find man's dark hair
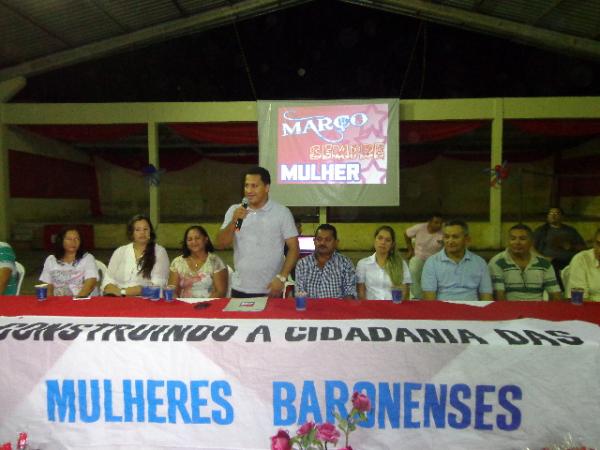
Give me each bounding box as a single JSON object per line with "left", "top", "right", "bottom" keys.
{"left": 444, "top": 219, "right": 469, "bottom": 236}
{"left": 315, "top": 223, "right": 338, "bottom": 240}
{"left": 430, "top": 213, "right": 443, "bottom": 220}
{"left": 509, "top": 223, "right": 533, "bottom": 238}
{"left": 244, "top": 166, "right": 271, "bottom": 185}
{"left": 548, "top": 206, "right": 564, "bottom": 214}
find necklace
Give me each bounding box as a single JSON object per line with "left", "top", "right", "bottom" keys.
{"left": 188, "top": 254, "right": 207, "bottom": 271}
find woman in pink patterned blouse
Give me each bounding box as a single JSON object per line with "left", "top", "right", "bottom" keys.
{"left": 168, "top": 225, "right": 228, "bottom": 298}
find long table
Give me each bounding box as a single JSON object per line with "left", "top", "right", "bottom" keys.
{"left": 1, "top": 296, "right": 600, "bottom": 450}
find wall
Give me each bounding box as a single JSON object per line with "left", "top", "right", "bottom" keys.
{"left": 6, "top": 126, "right": 92, "bottom": 225}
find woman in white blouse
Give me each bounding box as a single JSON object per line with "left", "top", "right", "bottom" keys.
{"left": 39, "top": 228, "right": 99, "bottom": 297}
{"left": 356, "top": 226, "right": 411, "bottom": 300}
{"left": 168, "top": 225, "right": 228, "bottom": 298}
{"left": 102, "top": 215, "right": 169, "bottom": 296}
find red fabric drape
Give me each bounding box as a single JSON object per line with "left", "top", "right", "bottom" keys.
{"left": 400, "top": 120, "right": 486, "bottom": 144}
{"left": 169, "top": 121, "right": 486, "bottom": 146}
{"left": 9, "top": 150, "right": 102, "bottom": 216}
{"left": 20, "top": 124, "right": 146, "bottom": 142}
{"left": 169, "top": 123, "right": 258, "bottom": 145}
{"left": 509, "top": 119, "right": 600, "bottom": 137}
{"left": 97, "top": 150, "right": 256, "bottom": 172}
{"left": 557, "top": 154, "right": 600, "bottom": 196}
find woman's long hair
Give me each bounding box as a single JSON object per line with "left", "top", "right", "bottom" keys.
{"left": 182, "top": 225, "right": 215, "bottom": 257}
{"left": 53, "top": 227, "right": 86, "bottom": 263}
{"left": 374, "top": 225, "right": 404, "bottom": 286}
{"left": 127, "top": 214, "right": 156, "bottom": 279}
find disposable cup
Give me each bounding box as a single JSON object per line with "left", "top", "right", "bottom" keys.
{"left": 391, "top": 287, "right": 403, "bottom": 304}
{"left": 35, "top": 284, "right": 48, "bottom": 301}
{"left": 295, "top": 291, "right": 307, "bottom": 311}
{"left": 164, "top": 285, "right": 175, "bottom": 302}
{"left": 149, "top": 285, "right": 161, "bottom": 301}
{"left": 571, "top": 288, "right": 584, "bottom": 305}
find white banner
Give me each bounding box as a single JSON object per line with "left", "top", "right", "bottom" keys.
{"left": 1, "top": 316, "right": 599, "bottom": 449}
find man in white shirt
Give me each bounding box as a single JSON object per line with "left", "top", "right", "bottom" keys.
{"left": 217, "top": 167, "right": 299, "bottom": 298}
{"left": 567, "top": 228, "right": 600, "bottom": 302}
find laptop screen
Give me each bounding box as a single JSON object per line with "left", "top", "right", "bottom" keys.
{"left": 297, "top": 236, "right": 315, "bottom": 252}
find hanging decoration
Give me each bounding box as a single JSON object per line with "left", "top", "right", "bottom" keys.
{"left": 487, "top": 160, "right": 509, "bottom": 187}
{"left": 141, "top": 164, "right": 165, "bottom": 186}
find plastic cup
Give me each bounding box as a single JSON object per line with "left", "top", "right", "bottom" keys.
{"left": 35, "top": 284, "right": 48, "bottom": 301}
{"left": 141, "top": 285, "right": 151, "bottom": 299}
{"left": 164, "top": 285, "right": 175, "bottom": 302}
{"left": 295, "top": 291, "right": 307, "bottom": 311}
{"left": 391, "top": 287, "right": 403, "bottom": 304}
{"left": 571, "top": 288, "right": 584, "bottom": 305}
{"left": 149, "top": 285, "right": 161, "bottom": 301}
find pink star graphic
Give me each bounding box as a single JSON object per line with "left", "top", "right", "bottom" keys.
{"left": 360, "top": 159, "right": 387, "bottom": 184}
{"left": 357, "top": 103, "right": 389, "bottom": 140}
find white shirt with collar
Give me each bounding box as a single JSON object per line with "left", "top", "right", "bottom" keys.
{"left": 356, "top": 253, "right": 411, "bottom": 300}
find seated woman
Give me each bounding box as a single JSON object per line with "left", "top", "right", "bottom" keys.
{"left": 102, "top": 215, "right": 169, "bottom": 296}
{"left": 39, "top": 228, "right": 99, "bottom": 297}
{"left": 168, "top": 225, "right": 227, "bottom": 298}
{"left": 356, "top": 225, "right": 411, "bottom": 300}
{"left": 0, "top": 241, "right": 18, "bottom": 295}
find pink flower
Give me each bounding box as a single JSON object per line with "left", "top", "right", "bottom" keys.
{"left": 270, "top": 429, "right": 291, "bottom": 450}
{"left": 316, "top": 422, "right": 341, "bottom": 444}
{"left": 336, "top": 447, "right": 354, "bottom": 450}
{"left": 352, "top": 391, "right": 371, "bottom": 413}
{"left": 296, "top": 421, "right": 315, "bottom": 436}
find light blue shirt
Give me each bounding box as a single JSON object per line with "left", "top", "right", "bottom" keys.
{"left": 421, "top": 249, "right": 492, "bottom": 301}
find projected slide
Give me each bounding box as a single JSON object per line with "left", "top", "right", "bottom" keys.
{"left": 277, "top": 103, "right": 388, "bottom": 184}
{"left": 259, "top": 99, "right": 399, "bottom": 207}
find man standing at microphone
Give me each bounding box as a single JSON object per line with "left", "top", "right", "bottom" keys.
{"left": 216, "top": 166, "right": 299, "bottom": 298}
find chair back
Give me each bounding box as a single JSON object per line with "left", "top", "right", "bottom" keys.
{"left": 95, "top": 260, "right": 108, "bottom": 286}
{"left": 226, "top": 265, "right": 233, "bottom": 297}
{"left": 561, "top": 265, "right": 571, "bottom": 295}
{"left": 14, "top": 261, "right": 25, "bottom": 295}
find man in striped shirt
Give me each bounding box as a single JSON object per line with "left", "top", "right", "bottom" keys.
{"left": 488, "top": 224, "right": 562, "bottom": 301}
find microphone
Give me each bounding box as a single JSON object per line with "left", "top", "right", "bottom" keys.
{"left": 234, "top": 197, "right": 249, "bottom": 231}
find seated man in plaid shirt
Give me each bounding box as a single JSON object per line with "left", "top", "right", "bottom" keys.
{"left": 294, "top": 224, "right": 357, "bottom": 299}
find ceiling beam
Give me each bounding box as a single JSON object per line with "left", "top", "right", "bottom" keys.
{"left": 0, "top": 0, "right": 72, "bottom": 46}
{"left": 340, "top": 0, "right": 600, "bottom": 61}
{"left": 530, "top": 0, "right": 565, "bottom": 25}
{"left": 0, "top": 0, "right": 311, "bottom": 82}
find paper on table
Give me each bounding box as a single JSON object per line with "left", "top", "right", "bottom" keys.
{"left": 223, "top": 297, "right": 268, "bottom": 312}
{"left": 440, "top": 300, "right": 493, "bottom": 307}
{"left": 176, "top": 297, "right": 219, "bottom": 304}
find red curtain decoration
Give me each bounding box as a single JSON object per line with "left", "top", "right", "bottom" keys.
{"left": 169, "top": 123, "right": 258, "bottom": 145}
{"left": 508, "top": 119, "right": 600, "bottom": 137}
{"left": 400, "top": 120, "right": 486, "bottom": 144}
{"left": 19, "top": 124, "right": 147, "bottom": 142}
{"left": 170, "top": 121, "right": 486, "bottom": 146}
{"left": 9, "top": 150, "right": 102, "bottom": 216}
{"left": 97, "top": 149, "right": 257, "bottom": 172}
{"left": 557, "top": 154, "right": 600, "bottom": 196}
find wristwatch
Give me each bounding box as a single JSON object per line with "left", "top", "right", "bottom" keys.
{"left": 275, "top": 274, "right": 287, "bottom": 284}
{"left": 120, "top": 288, "right": 126, "bottom": 297}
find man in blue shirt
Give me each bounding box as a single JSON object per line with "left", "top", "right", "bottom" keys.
{"left": 421, "top": 220, "right": 492, "bottom": 301}
{"left": 295, "top": 224, "right": 357, "bottom": 299}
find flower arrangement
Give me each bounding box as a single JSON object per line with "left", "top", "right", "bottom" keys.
{"left": 270, "top": 391, "right": 371, "bottom": 450}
